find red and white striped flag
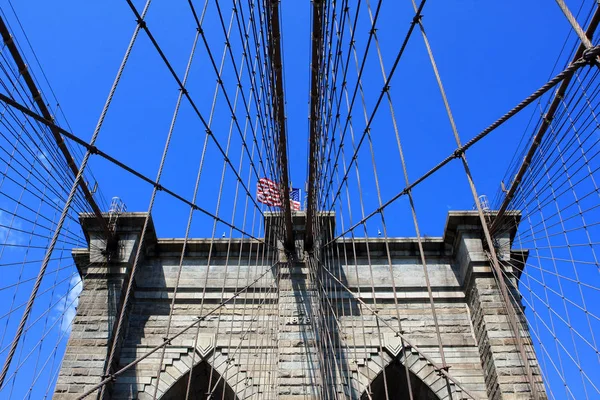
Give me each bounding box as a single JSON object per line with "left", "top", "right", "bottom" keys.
{"left": 257, "top": 179, "right": 302, "bottom": 211}
{"left": 257, "top": 178, "right": 282, "bottom": 207}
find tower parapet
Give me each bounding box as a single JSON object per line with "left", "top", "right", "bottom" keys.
{"left": 55, "top": 210, "right": 545, "bottom": 399}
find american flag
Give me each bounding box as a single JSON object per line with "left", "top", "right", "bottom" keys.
{"left": 257, "top": 178, "right": 282, "bottom": 207}
{"left": 290, "top": 188, "right": 301, "bottom": 211}
{"left": 257, "top": 178, "right": 302, "bottom": 211}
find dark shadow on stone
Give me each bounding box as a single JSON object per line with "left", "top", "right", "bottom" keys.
{"left": 361, "top": 358, "right": 439, "bottom": 400}
{"left": 266, "top": 212, "right": 360, "bottom": 397}
{"left": 112, "top": 223, "right": 164, "bottom": 399}
{"left": 314, "top": 213, "right": 361, "bottom": 399}
{"left": 76, "top": 213, "right": 160, "bottom": 399}
{"left": 162, "top": 360, "right": 239, "bottom": 400}
{"left": 289, "top": 259, "right": 322, "bottom": 397}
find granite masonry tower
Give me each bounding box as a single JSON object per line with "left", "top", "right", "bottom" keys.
{"left": 54, "top": 211, "right": 546, "bottom": 399}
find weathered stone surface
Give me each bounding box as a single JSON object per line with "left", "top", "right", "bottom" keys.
{"left": 55, "top": 211, "right": 546, "bottom": 399}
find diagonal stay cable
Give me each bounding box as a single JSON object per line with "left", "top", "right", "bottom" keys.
{"left": 320, "top": 0, "right": 427, "bottom": 212}
{"left": 0, "top": 93, "right": 269, "bottom": 244}
{"left": 0, "top": 0, "right": 153, "bottom": 387}
{"left": 492, "top": 6, "right": 600, "bottom": 231}
{"left": 99, "top": 15, "right": 204, "bottom": 397}
{"left": 124, "top": 0, "right": 269, "bottom": 220}
{"left": 75, "top": 262, "right": 278, "bottom": 399}
{"left": 410, "top": 5, "right": 542, "bottom": 395}
{"left": 196, "top": 0, "right": 281, "bottom": 189}
{"left": 150, "top": 6, "right": 263, "bottom": 397}
{"left": 325, "top": 49, "right": 600, "bottom": 246}
{"left": 0, "top": 15, "right": 109, "bottom": 236}
{"left": 314, "top": 256, "right": 481, "bottom": 400}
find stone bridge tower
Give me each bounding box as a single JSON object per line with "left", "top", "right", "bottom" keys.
{"left": 54, "top": 211, "right": 546, "bottom": 399}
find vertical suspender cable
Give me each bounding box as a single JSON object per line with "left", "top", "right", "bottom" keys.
{"left": 407, "top": 0, "right": 541, "bottom": 396}
{"left": 266, "top": 0, "right": 294, "bottom": 251}
{"left": 306, "top": 0, "right": 324, "bottom": 251}
{"left": 0, "top": 0, "right": 152, "bottom": 389}
{"left": 0, "top": 16, "right": 110, "bottom": 238}
{"left": 492, "top": 6, "right": 600, "bottom": 231}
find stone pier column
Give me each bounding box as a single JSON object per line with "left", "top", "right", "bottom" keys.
{"left": 447, "top": 212, "right": 547, "bottom": 400}
{"left": 54, "top": 213, "right": 154, "bottom": 399}
{"left": 277, "top": 260, "right": 321, "bottom": 399}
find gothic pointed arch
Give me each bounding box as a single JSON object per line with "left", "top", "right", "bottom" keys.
{"left": 160, "top": 359, "right": 239, "bottom": 400}
{"left": 361, "top": 357, "right": 441, "bottom": 400}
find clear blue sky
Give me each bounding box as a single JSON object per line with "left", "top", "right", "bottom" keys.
{"left": 3, "top": 0, "right": 581, "bottom": 238}
{"left": 0, "top": 0, "right": 594, "bottom": 399}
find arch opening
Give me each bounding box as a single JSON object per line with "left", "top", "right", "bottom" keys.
{"left": 361, "top": 358, "right": 440, "bottom": 400}
{"left": 161, "top": 360, "right": 238, "bottom": 400}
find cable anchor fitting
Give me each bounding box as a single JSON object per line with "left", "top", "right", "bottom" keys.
{"left": 582, "top": 45, "right": 600, "bottom": 62}
{"left": 102, "top": 373, "right": 117, "bottom": 382}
